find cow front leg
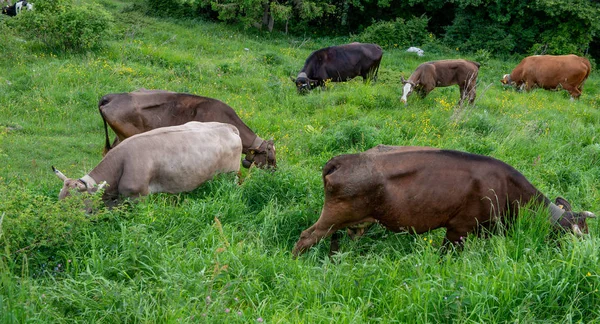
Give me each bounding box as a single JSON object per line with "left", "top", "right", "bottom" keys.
{"left": 563, "top": 85, "right": 581, "bottom": 100}
{"left": 293, "top": 219, "right": 343, "bottom": 258}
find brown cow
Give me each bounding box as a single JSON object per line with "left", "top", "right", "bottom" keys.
{"left": 400, "top": 59, "right": 480, "bottom": 105}
{"left": 500, "top": 54, "right": 591, "bottom": 99}
{"left": 291, "top": 43, "right": 383, "bottom": 93}
{"left": 292, "top": 145, "right": 596, "bottom": 257}
{"left": 99, "top": 89, "right": 276, "bottom": 168}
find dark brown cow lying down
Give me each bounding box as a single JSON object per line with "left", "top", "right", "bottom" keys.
{"left": 292, "top": 145, "right": 596, "bottom": 256}
{"left": 292, "top": 42, "right": 383, "bottom": 93}
{"left": 99, "top": 89, "right": 276, "bottom": 168}
{"left": 400, "top": 59, "right": 480, "bottom": 105}
{"left": 500, "top": 54, "right": 591, "bottom": 99}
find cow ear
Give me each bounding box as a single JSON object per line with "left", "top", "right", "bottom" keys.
{"left": 555, "top": 197, "right": 573, "bottom": 211}
{"left": 290, "top": 76, "right": 296, "bottom": 82}
{"left": 581, "top": 211, "right": 596, "bottom": 219}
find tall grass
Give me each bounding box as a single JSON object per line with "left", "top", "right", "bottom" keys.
{"left": 1, "top": 2, "right": 599, "bottom": 322}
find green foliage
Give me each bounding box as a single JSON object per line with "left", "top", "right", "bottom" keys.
{"left": 1, "top": 3, "right": 600, "bottom": 322}
{"left": 0, "top": 183, "right": 99, "bottom": 272}
{"left": 136, "top": 0, "right": 600, "bottom": 58}
{"left": 358, "top": 16, "right": 430, "bottom": 49}
{"left": 7, "top": 0, "right": 114, "bottom": 52}
{"left": 443, "top": 0, "right": 600, "bottom": 55}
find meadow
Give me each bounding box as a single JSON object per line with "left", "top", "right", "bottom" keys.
{"left": 1, "top": 1, "right": 600, "bottom": 322}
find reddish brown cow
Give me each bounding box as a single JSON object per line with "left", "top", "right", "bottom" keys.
{"left": 400, "top": 59, "right": 480, "bottom": 105}
{"left": 500, "top": 54, "right": 591, "bottom": 99}
{"left": 292, "top": 145, "right": 596, "bottom": 257}
{"left": 99, "top": 89, "right": 276, "bottom": 169}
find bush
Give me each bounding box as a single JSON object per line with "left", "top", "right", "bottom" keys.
{"left": 0, "top": 183, "right": 101, "bottom": 273}
{"left": 358, "top": 16, "right": 429, "bottom": 49}
{"left": 9, "top": 0, "right": 113, "bottom": 52}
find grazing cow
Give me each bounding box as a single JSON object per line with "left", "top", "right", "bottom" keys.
{"left": 400, "top": 59, "right": 480, "bottom": 105}
{"left": 291, "top": 42, "right": 383, "bottom": 93}
{"left": 292, "top": 145, "right": 596, "bottom": 256}
{"left": 99, "top": 89, "right": 276, "bottom": 168}
{"left": 500, "top": 54, "right": 591, "bottom": 99}
{"left": 53, "top": 122, "right": 242, "bottom": 206}
{"left": 1, "top": 1, "right": 32, "bottom": 16}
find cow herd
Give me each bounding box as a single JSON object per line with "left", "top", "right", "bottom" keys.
{"left": 53, "top": 42, "right": 596, "bottom": 257}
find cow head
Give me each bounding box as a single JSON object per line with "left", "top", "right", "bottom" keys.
{"left": 52, "top": 166, "right": 106, "bottom": 199}
{"left": 400, "top": 76, "right": 416, "bottom": 105}
{"left": 500, "top": 74, "right": 513, "bottom": 86}
{"left": 551, "top": 197, "right": 596, "bottom": 236}
{"left": 291, "top": 72, "right": 318, "bottom": 94}
{"left": 242, "top": 139, "right": 276, "bottom": 169}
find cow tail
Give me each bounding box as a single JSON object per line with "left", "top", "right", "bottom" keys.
{"left": 374, "top": 61, "right": 381, "bottom": 80}
{"left": 98, "top": 98, "right": 111, "bottom": 155}
{"left": 100, "top": 110, "right": 111, "bottom": 155}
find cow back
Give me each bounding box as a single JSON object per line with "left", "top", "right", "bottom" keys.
{"left": 92, "top": 121, "right": 242, "bottom": 194}
{"left": 301, "top": 43, "right": 382, "bottom": 81}
{"left": 322, "top": 147, "right": 544, "bottom": 232}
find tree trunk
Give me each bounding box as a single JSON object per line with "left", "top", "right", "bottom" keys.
{"left": 262, "top": 1, "right": 274, "bottom": 32}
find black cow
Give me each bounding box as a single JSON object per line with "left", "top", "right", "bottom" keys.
{"left": 291, "top": 42, "right": 383, "bottom": 93}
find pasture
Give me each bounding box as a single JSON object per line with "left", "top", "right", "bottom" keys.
{"left": 1, "top": 2, "right": 600, "bottom": 322}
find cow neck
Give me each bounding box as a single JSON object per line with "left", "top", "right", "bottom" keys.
{"left": 250, "top": 136, "right": 264, "bottom": 151}
{"left": 229, "top": 120, "right": 259, "bottom": 153}
{"left": 548, "top": 202, "right": 566, "bottom": 224}
{"left": 88, "top": 152, "right": 122, "bottom": 189}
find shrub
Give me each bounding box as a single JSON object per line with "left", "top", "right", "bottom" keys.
{"left": 307, "top": 119, "right": 380, "bottom": 154}
{"left": 0, "top": 183, "right": 102, "bottom": 273}
{"left": 358, "top": 15, "right": 429, "bottom": 49}
{"left": 10, "top": 0, "right": 113, "bottom": 52}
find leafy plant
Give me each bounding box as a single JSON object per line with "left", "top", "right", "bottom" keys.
{"left": 8, "top": 0, "right": 114, "bottom": 52}
{"left": 358, "top": 16, "right": 429, "bottom": 49}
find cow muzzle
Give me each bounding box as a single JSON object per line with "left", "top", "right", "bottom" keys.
{"left": 242, "top": 159, "right": 253, "bottom": 168}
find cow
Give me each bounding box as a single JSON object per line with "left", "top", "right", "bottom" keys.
{"left": 52, "top": 122, "right": 242, "bottom": 206}
{"left": 98, "top": 89, "right": 276, "bottom": 169}
{"left": 500, "top": 54, "right": 591, "bottom": 100}
{"left": 292, "top": 145, "right": 596, "bottom": 257}
{"left": 291, "top": 42, "right": 383, "bottom": 93}
{"left": 1, "top": 1, "right": 32, "bottom": 16}
{"left": 400, "top": 59, "right": 480, "bottom": 106}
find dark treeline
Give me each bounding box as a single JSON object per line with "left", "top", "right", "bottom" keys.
{"left": 144, "top": 0, "right": 600, "bottom": 59}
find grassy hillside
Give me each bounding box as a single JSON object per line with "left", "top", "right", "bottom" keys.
{"left": 1, "top": 2, "right": 599, "bottom": 322}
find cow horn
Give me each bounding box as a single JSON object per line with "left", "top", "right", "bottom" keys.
{"left": 582, "top": 211, "right": 597, "bottom": 218}
{"left": 571, "top": 224, "right": 584, "bottom": 236}
{"left": 97, "top": 181, "right": 108, "bottom": 191}
{"left": 52, "top": 166, "right": 68, "bottom": 181}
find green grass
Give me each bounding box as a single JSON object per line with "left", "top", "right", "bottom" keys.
{"left": 1, "top": 2, "right": 600, "bottom": 322}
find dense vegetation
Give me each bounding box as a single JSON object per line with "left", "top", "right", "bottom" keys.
{"left": 1, "top": 0, "right": 599, "bottom": 322}
{"left": 143, "top": 0, "right": 600, "bottom": 57}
